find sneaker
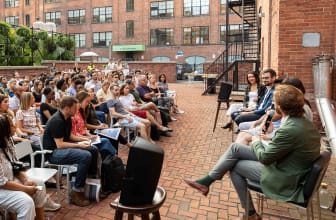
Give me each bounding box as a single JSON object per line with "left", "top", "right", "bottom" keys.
{"left": 44, "top": 197, "right": 61, "bottom": 212}
{"left": 170, "top": 116, "right": 177, "bottom": 121}
{"left": 70, "top": 191, "right": 91, "bottom": 207}
{"left": 175, "top": 109, "right": 185, "bottom": 114}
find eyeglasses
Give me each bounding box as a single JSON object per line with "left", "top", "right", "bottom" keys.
{"left": 261, "top": 77, "right": 270, "bottom": 79}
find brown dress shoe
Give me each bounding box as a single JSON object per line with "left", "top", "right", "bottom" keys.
{"left": 236, "top": 213, "right": 262, "bottom": 220}
{"left": 183, "top": 178, "right": 209, "bottom": 196}
{"left": 70, "top": 191, "right": 91, "bottom": 207}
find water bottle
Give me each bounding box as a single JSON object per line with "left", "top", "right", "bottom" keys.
{"left": 320, "top": 183, "right": 331, "bottom": 209}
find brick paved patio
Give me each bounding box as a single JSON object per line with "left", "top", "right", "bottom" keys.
{"left": 45, "top": 81, "right": 336, "bottom": 220}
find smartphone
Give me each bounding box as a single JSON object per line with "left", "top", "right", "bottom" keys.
{"left": 35, "top": 185, "right": 43, "bottom": 191}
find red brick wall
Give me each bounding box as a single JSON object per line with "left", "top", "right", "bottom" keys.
{"left": 277, "top": 0, "right": 335, "bottom": 99}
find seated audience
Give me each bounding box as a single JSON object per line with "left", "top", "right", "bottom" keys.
{"left": 16, "top": 92, "right": 44, "bottom": 167}
{"left": 9, "top": 85, "right": 23, "bottom": 114}
{"left": 42, "top": 96, "right": 98, "bottom": 206}
{"left": 73, "top": 91, "right": 117, "bottom": 160}
{"left": 156, "top": 73, "right": 184, "bottom": 114}
{"left": 108, "top": 84, "right": 154, "bottom": 143}
{"left": 32, "top": 80, "right": 43, "bottom": 104}
{"left": 183, "top": 84, "right": 321, "bottom": 220}
{"left": 40, "top": 88, "right": 58, "bottom": 125}
{"left": 0, "top": 114, "right": 61, "bottom": 220}
{"left": 119, "top": 83, "right": 171, "bottom": 132}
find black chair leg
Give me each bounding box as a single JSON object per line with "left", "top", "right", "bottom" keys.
{"left": 213, "top": 101, "right": 221, "bottom": 132}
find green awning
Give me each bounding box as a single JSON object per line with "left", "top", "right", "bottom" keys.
{"left": 112, "top": 45, "right": 145, "bottom": 51}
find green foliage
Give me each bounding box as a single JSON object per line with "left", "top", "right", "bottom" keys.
{"left": 0, "top": 21, "right": 75, "bottom": 66}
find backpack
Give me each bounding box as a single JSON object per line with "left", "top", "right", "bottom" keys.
{"left": 101, "top": 154, "right": 125, "bottom": 195}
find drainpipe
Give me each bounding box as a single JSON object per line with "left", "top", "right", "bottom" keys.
{"left": 267, "top": 0, "right": 272, "bottom": 68}
{"left": 313, "top": 55, "right": 336, "bottom": 153}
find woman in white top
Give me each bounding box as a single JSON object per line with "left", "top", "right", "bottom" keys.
{"left": 222, "top": 72, "right": 266, "bottom": 129}
{"left": 119, "top": 83, "right": 170, "bottom": 132}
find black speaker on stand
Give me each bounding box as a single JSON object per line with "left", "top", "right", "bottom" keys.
{"left": 119, "top": 137, "right": 164, "bottom": 206}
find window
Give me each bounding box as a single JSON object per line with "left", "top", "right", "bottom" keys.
{"left": 25, "top": 14, "right": 30, "bottom": 26}
{"left": 185, "top": 56, "right": 205, "bottom": 73}
{"left": 93, "top": 7, "right": 112, "bottom": 23}
{"left": 183, "top": 26, "right": 209, "bottom": 45}
{"left": 5, "top": 16, "right": 19, "bottom": 26}
{"left": 183, "top": 0, "right": 209, "bottom": 16}
{"left": 152, "top": 56, "right": 171, "bottom": 62}
{"left": 150, "top": 1, "right": 174, "bottom": 18}
{"left": 70, "top": 33, "right": 86, "bottom": 48}
{"left": 45, "top": 0, "right": 61, "bottom": 3}
{"left": 220, "top": 24, "right": 248, "bottom": 43}
{"left": 45, "top": 12, "right": 61, "bottom": 25}
{"left": 150, "top": 28, "right": 173, "bottom": 46}
{"left": 126, "top": 0, "right": 134, "bottom": 12}
{"left": 25, "top": 0, "right": 29, "bottom": 6}
{"left": 5, "top": 0, "right": 19, "bottom": 7}
{"left": 126, "top": 20, "right": 134, "bottom": 38}
{"left": 92, "top": 32, "right": 112, "bottom": 47}
{"left": 68, "top": 9, "right": 85, "bottom": 25}
{"left": 220, "top": 0, "right": 242, "bottom": 14}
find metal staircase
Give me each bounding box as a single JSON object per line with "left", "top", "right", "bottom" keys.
{"left": 202, "top": 0, "right": 260, "bottom": 95}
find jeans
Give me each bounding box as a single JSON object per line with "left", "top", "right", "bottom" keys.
{"left": 50, "top": 146, "right": 97, "bottom": 190}
{"left": 95, "top": 110, "right": 107, "bottom": 123}
{"left": 208, "top": 143, "right": 263, "bottom": 212}
{"left": 94, "top": 137, "right": 116, "bottom": 161}
{"left": 233, "top": 112, "right": 262, "bottom": 125}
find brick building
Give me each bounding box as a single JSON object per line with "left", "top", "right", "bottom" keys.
{"left": 257, "top": 0, "right": 336, "bottom": 98}
{"left": 1, "top": 0, "right": 244, "bottom": 76}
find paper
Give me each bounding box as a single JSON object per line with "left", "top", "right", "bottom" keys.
{"left": 95, "top": 128, "right": 121, "bottom": 140}
{"left": 91, "top": 136, "right": 101, "bottom": 145}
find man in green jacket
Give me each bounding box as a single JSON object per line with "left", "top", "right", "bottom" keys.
{"left": 183, "top": 84, "right": 320, "bottom": 220}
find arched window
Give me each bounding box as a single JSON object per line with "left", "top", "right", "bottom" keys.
{"left": 185, "top": 56, "right": 205, "bottom": 73}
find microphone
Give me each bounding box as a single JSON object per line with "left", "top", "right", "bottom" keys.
{"left": 262, "top": 110, "right": 275, "bottom": 134}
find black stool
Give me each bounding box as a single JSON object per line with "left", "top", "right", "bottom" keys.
{"left": 213, "top": 83, "right": 233, "bottom": 132}
{"left": 110, "top": 186, "right": 166, "bottom": 220}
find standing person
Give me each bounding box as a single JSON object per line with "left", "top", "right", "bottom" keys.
{"left": 222, "top": 71, "right": 266, "bottom": 129}
{"left": 42, "top": 96, "right": 98, "bottom": 207}
{"left": 73, "top": 62, "right": 81, "bottom": 74}
{"left": 183, "top": 84, "right": 320, "bottom": 220}
{"left": 6, "top": 79, "right": 16, "bottom": 97}
{"left": 0, "top": 114, "right": 61, "bottom": 220}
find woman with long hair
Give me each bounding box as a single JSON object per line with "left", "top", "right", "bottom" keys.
{"left": 40, "top": 87, "right": 58, "bottom": 125}
{"left": 119, "top": 83, "right": 170, "bottom": 132}
{"left": 222, "top": 71, "right": 266, "bottom": 129}
{"left": 15, "top": 92, "right": 44, "bottom": 167}
{"left": 0, "top": 114, "right": 61, "bottom": 220}
{"left": 32, "top": 80, "right": 43, "bottom": 103}
{"left": 72, "top": 91, "right": 117, "bottom": 160}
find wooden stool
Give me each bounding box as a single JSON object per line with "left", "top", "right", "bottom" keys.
{"left": 110, "top": 186, "right": 166, "bottom": 220}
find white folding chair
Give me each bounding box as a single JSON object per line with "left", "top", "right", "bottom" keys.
{"left": 14, "top": 141, "right": 59, "bottom": 202}
{"left": 39, "top": 136, "right": 77, "bottom": 203}
{"left": 109, "top": 112, "right": 138, "bottom": 142}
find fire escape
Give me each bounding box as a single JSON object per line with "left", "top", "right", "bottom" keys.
{"left": 202, "top": 0, "right": 260, "bottom": 95}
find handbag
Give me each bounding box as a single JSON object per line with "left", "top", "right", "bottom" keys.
{"left": 2, "top": 149, "right": 25, "bottom": 175}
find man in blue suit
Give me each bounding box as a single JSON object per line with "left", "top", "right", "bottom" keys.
{"left": 233, "top": 69, "right": 277, "bottom": 125}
